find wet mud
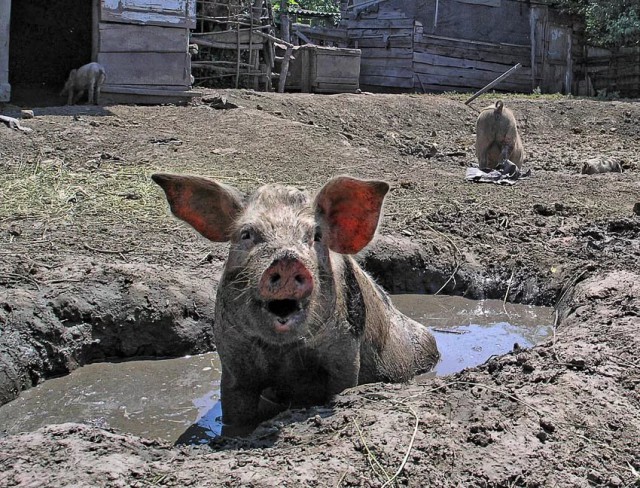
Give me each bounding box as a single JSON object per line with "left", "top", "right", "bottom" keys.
{"left": 0, "top": 296, "right": 552, "bottom": 445}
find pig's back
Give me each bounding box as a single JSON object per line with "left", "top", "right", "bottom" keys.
{"left": 343, "top": 260, "right": 439, "bottom": 384}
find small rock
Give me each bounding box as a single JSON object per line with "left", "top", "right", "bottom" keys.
{"left": 399, "top": 180, "right": 415, "bottom": 189}
{"left": 202, "top": 95, "right": 239, "bottom": 109}
{"left": 587, "top": 470, "right": 603, "bottom": 484}
{"left": 21, "top": 109, "right": 34, "bottom": 119}
{"left": 633, "top": 202, "right": 640, "bottom": 216}
{"left": 608, "top": 475, "right": 623, "bottom": 487}
{"left": 533, "top": 204, "right": 555, "bottom": 216}
{"left": 536, "top": 430, "right": 548, "bottom": 442}
{"left": 256, "top": 104, "right": 263, "bottom": 110}
{"left": 571, "top": 127, "right": 582, "bottom": 134}
{"left": 539, "top": 418, "right": 556, "bottom": 433}
{"left": 568, "top": 357, "right": 586, "bottom": 370}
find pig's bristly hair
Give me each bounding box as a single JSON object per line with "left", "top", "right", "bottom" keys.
{"left": 230, "top": 184, "right": 315, "bottom": 241}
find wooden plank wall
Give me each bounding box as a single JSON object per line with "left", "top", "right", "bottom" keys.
{"left": 584, "top": 46, "right": 640, "bottom": 97}
{"left": 413, "top": 31, "right": 532, "bottom": 93}
{"left": 343, "top": 0, "right": 533, "bottom": 93}
{"left": 338, "top": 0, "right": 587, "bottom": 94}
{"left": 410, "top": 0, "right": 532, "bottom": 93}
{"left": 97, "top": 22, "right": 191, "bottom": 89}
{"left": 343, "top": 2, "right": 414, "bottom": 90}
{"left": 411, "top": 0, "right": 532, "bottom": 46}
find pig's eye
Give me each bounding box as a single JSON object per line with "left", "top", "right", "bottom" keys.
{"left": 240, "top": 229, "right": 252, "bottom": 241}
{"left": 313, "top": 227, "right": 323, "bottom": 242}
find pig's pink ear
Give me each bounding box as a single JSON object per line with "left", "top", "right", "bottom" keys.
{"left": 152, "top": 173, "right": 243, "bottom": 242}
{"left": 314, "top": 176, "right": 389, "bottom": 254}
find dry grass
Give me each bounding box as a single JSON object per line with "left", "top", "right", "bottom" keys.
{"left": 2, "top": 153, "right": 162, "bottom": 222}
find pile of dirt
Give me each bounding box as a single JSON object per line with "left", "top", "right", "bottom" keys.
{"left": 1, "top": 271, "right": 638, "bottom": 487}
{"left": 1, "top": 91, "right": 639, "bottom": 486}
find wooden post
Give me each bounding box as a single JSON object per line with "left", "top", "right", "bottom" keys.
{"left": 235, "top": 22, "right": 241, "bottom": 88}
{"left": 280, "top": 0, "right": 290, "bottom": 43}
{"left": 278, "top": 45, "right": 292, "bottom": 93}
{"left": 92, "top": 0, "right": 100, "bottom": 63}
{"left": 263, "top": 39, "right": 273, "bottom": 91}
{"left": 464, "top": 63, "right": 522, "bottom": 105}
{"left": 300, "top": 47, "right": 310, "bottom": 92}
{"left": 0, "top": 0, "right": 11, "bottom": 101}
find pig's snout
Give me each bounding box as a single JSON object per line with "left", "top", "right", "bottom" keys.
{"left": 259, "top": 258, "right": 314, "bottom": 302}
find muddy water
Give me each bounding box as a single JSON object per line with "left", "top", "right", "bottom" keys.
{"left": 0, "top": 296, "right": 552, "bottom": 444}
{"left": 0, "top": 353, "right": 224, "bottom": 444}
{"left": 392, "top": 295, "right": 554, "bottom": 376}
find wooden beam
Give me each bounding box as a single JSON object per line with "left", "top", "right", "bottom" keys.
{"left": 191, "top": 37, "right": 264, "bottom": 50}
{"left": 252, "top": 30, "right": 294, "bottom": 49}
{"left": 294, "top": 29, "right": 314, "bottom": 46}
{"left": 464, "top": 63, "right": 522, "bottom": 105}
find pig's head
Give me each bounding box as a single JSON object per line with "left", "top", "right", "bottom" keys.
{"left": 152, "top": 174, "right": 389, "bottom": 344}
{"left": 60, "top": 69, "right": 77, "bottom": 96}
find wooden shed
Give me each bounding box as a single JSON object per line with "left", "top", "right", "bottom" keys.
{"left": 0, "top": 0, "right": 197, "bottom": 105}
{"left": 297, "top": 0, "right": 580, "bottom": 94}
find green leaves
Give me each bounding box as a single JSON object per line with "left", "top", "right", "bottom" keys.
{"left": 548, "top": 0, "right": 640, "bottom": 47}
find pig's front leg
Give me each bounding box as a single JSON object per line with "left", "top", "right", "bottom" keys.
{"left": 87, "top": 80, "right": 96, "bottom": 105}
{"left": 219, "top": 368, "right": 263, "bottom": 437}
{"left": 324, "top": 339, "right": 361, "bottom": 397}
{"left": 501, "top": 141, "right": 514, "bottom": 164}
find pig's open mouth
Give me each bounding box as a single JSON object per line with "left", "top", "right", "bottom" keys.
{"left": 267, "top": 299, "right": 299, "bottom": 317}
{"left": 264, "top": 299, "right": 306, "bottom": 333}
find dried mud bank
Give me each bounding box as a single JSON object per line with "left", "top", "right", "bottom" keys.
{"left": 361, "top": 235, "right": 552, "bottom": 304}
{"left": 0, "top": 270, "right": 638, "bottom": 487}
{"left": 0, "top": 262, "right": 219, "bottom": 405}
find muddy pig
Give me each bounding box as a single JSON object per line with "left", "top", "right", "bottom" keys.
{"left": 581, "top": 158, "right": 623, "bottom": 175}
{"left": 61, "top": 62, "right": 106, "bottom": 105}
{"left": 153, "top": 174, "right": 440, "bottom": 435}
{"left": 475, "top": 100, "right": 525, "bottom": 170}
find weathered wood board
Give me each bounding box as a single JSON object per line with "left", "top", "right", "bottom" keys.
{"left": 98, "top": 52, "right": 191, "bottom": 86}
{"left": 99, "top": 23, "right": 188, "bottom": 52}
{"left": 287, "top": 46, "right": 361, "bottom": 94}
{"left": 359, "top": 74, "right": 414, "bottom": 88}
{"left": 101, "top": 0, "right": 196, "bottom": 29}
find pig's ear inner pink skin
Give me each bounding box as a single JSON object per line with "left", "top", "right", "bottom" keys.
{"left": 152, "top": 173, "right": 244, "bottom": 242}
{"left": 314, "top": 176, "right": 390, "bottom": 255}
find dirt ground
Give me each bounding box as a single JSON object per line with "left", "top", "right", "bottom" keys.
{"left": 0, "top": 90, "right": 639, "bottom": 487}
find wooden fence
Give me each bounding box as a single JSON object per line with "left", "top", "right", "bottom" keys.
{"left": 581, "top": 46, "right": 640, "bottom": 97}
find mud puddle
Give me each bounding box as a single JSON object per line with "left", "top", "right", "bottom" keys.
{"left": 0, "top": 296, "right": 552, "bottom": 444}
{"left": 0, "top": 353, "right": 223, "bottom": 444}
{"left": 393, "top": 295, "right": 554, "bottom": 375}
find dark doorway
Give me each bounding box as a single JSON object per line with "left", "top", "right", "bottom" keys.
{"left": 9, "top": 0, "right": 93, "bottom": 106}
